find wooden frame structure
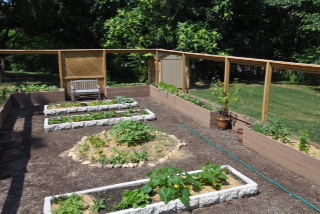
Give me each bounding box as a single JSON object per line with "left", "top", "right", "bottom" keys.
{"left": 0, "top": 48, "right": 319, "bottom": 123}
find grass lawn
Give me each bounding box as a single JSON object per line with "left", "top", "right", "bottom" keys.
{"left": 190, "top": 83, "right": 320, "bottom": 145}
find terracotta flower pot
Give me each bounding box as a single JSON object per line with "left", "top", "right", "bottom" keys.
{"left": 217, "top": 118, "right": 230, "bottom": 130}
{"left": 237, "top": 128, "right": 244, "bottom": 143}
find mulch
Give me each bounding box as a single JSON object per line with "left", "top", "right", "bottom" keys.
{"left": 0, "top": 97, "right": 320, "bottom": 214}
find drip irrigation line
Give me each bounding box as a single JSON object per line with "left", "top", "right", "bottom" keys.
{"left": 179, "top": 121, "right": 320, "bottom": 213}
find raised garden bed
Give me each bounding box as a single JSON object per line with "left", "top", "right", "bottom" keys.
{"left": 12, "top": 89, "right": 65, "bottom": 108}
{"left": 0, "top": 96, "right": 13, "bottom": 129}
{"left": 44, "top": 109, "right": 156, "bottom": 132}
{"left": 43, "top": 165, "right": 258, "bottom": 214}
{"left": 243, "top": 126, "right": 320, "bottom": 186}
{"left": 150, "top": 85, "right": 220, "bottom": 128}
{"left": 44, "top": 100, "right": 138, "bottom": 116}
{"left": 105, "top": 85, "right": 150, "bottom": 99}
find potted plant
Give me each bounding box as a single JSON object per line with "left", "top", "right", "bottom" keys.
{"left": 211, "top": 78, "right": 241, "bottom": 130}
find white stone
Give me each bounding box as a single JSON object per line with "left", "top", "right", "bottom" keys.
{"left": 147, "top": 162, "right": 156, "bottom": 167}
{"left": 122, "top": 164, "right": 129, "bottom": 168}
{"left": 128, "top": 163, "right": 134, "bottom": 168}
{"left": 43, "top": 165, "right": 258, "bottom": 214}
{"left": 114, "top": 164, "right": 122, "bottom": 168}
{"left": 81, "top": 161, "right": 91, "bottom": 165}
{"left": 106, "top": 164, "right": 114, "bottom": 168}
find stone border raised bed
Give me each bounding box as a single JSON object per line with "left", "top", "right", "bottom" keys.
{"left": 44, "top": 109, "right": 156, "bottom": 132}
{"left": 43, "top": 101, "right": 138, "bottom": 116}
{"left": 243, "top": 126, "right": 320, "bottom": 186}
{"left": 43, "top": 165, "right": 258, "bottom": 214}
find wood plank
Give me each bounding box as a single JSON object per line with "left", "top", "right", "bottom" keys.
{"left": 270, "top": 61, "right": 320, "bottom": 74}
{"left": 64, "top": 76, "right": 105, "bottom": 80}
{"left": 262, "top": 62, "right": 272, "bottom": 123}
{"left": 104, "top": 49, "right": 156, "bottom": 54}
{"left": 0, "top": 50, "right": 59, "bottom": 54}
{"left": 243, "top": 127, "right": 320, "bottom": 183}
{"left": 243, "top": 133, "right": 320, "bottom": 185}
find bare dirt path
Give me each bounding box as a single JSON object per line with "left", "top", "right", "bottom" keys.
{"left": 0, "top": 97, "right": 320, "bottom": 214}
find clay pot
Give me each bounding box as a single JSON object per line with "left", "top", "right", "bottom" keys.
{"left": 237, "top": 128, "right": 244, "bottom": 143}
{"left": 217, "top": 118, "right": 230, "bottom": 130}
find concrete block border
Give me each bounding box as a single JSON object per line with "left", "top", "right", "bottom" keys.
{"left": 43, "top": 165, "right": 258, "bottom": 214}
{"left": 43, "top": 101, "right": 138, "bottom": 116}
{"left": 44, "top": 109, "right": 156, "bottom": 132}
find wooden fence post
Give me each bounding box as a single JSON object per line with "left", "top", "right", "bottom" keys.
{"left": 262, "top": 62, "right": 273, "bottom": 123}
{"left": 182, "top": 53, "right": 187, "bottom": 93}
{"left": 224, "top": 57, "right": 231, "bottom": 108}
{"left": 58, "top": 51, "right": 63, "bottom": 88}
{"left": 155, "top": 50, "right": 159, "bottom": 84}
{"left": 103, "top": 50, "right": 107, "bottom": 87}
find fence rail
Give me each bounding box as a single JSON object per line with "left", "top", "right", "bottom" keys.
{"left": 1, "top": 48, "right": 319, "bottom": 123}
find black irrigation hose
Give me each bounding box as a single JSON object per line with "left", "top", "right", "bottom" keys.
{"left": 179, "top": 121, "right": 320, "bottom": 213}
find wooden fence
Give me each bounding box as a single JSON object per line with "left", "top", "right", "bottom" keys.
{"left": 0, "top": 48, "right": 319, "bottom": 123}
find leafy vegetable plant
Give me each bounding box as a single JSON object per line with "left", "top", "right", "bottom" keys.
{"left": 157, "top": 82, "right": 180, "bottom": 95}
{"left": 52, "top": 194, "right": 87, "bottom": 214}
{"left": 111, "top": 121, "right": 153, "bottom": 146}
{"left": 299, "top": 129, "right": 310, "bottom": 154}
{"left": 116, "top": 189, "right": 151, "bottom": 209}
{"left": 141, "top": 166, "right": 203, "bottom": 206}
{"left": 194, "top": 163, "right": 228, "bottom": 190}
{"left": 259, "top": 116, "right": 291, "bottom": 143}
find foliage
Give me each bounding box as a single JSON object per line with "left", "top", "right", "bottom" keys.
{"left": 91, "top": 199, "right": 107, "bottom": 212}
{"left": 211, "top": 78, "right": 242, "bottom": 115}
{"left": 0, "top": 88, "right": 9, "bottom": 106}
{"left": 114, "top": 96, "right": 134, "bottom": 104}
{"left": 17, "top": 84, "right": 59, "bottom": 93}
{"left": 299, "top": 130, "right": 310, "bottom": 154}
{"left": 176, "top": 22, "right": 222, "bottom": 54}
{"left": 157, "top": 82, "right": 180, "bottom": 95}
{"left": 194, "top": 163, "right": 228, "bottom": 190}
{"left": 78, "top": 142, "right": 90, "bottom": 158}
{"left": 116, "top": 189, "right": 151, "bottom": 209}
{"left": 98, "top": 148, "right": 149, "bottom": 164}
{"left": 254, "top": 117, "right": 291, "bottom": 143}
{"left": 110, "top": 121, "right": 153, "bottom": 146}
{"left": 140, "top": 166, "right": 203, "bottom": 206}
{"left": 52, "top": 194, "right": 87, "bottom": 214}
{"left": 48, "top": 111, "right": 116, "bottom": 124}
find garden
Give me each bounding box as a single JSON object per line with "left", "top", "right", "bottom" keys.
{"left": 1, "top": 77, "right": 320, "bottom": 213}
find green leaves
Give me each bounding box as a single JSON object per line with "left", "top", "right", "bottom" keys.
{"left": 118, "top": 189, "right": 151, "bottom": 209}
{"left": 195, "top": 163, "right": 228, "bottom": 190}
{"left": 111, "top": 121, "right": 153, "bottom": 146}
{"left": 158, "top": 187, "right": 176, "bottom": 204}
{"left": 299, "top": 129, "right": 310, "bottom": 154}
{"left": 52, "top": 194, "right": 87, "bottom": 214}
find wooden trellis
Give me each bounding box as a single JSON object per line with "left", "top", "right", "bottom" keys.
{"left": 58, "top": 50, "right": 106, "bottom": 93}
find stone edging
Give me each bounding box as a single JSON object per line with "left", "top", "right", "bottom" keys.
{"left": 61, "top": 132, "right": 187, "bottom": 168}
{"left": 43, "top": 165, "right": 258, "bottom": 214}
{"left": 44, "top": 109, "right": 156, "bottom": 132}
{"left": 44, "top": 101, "right": 138, "bottom": 116}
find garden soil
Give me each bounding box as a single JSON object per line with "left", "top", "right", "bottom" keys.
{"left": 0, "top": 97, "right": 320, "bottom": 214}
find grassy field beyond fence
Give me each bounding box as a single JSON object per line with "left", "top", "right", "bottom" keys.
{"left": 190, "top": 84, "right": 320, "bottom": 145}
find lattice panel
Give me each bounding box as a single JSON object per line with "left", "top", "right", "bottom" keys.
{"left": 62, "top": 51, "right": 103, "bottom": 77}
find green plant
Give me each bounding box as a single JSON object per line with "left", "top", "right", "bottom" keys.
{"left": 91, "top": 199, "right": 107, "bottom": 212}
{"left": 114, "top": 96, "right": 134, "bottom": 104}
{"left": 194, "top": 163, "right": 228, "bottom": 190}
{"left": 211, "top": 78, "right": 241, "bottom": 117}
{"left": 19, "top": 84, "right": 59, "bottom": 93}
{"left": 261, "top": 117, "right": 291, "bottom": 143}
{"left": 140, "top": 166, "right": 203, "bottom": 206}
{"left": 111, "top": 121, "right": 153, "bottom": 146}
{"left": 116, "top": 189, "right": 151, "bottom": 209}
{"left": 78, "top": 142, "right": 90, "bottom": 157}
{"left": 52, "top": 194, "right": 87, "bottom": 214}
{"left": 157, "top": 82, "right": 179, "bottom": 95}
{"left": 88, "top": 135, "right": 106, "bottom": 148}
{"left": 299, "top": 129, "right": 310, "bottom": 154}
